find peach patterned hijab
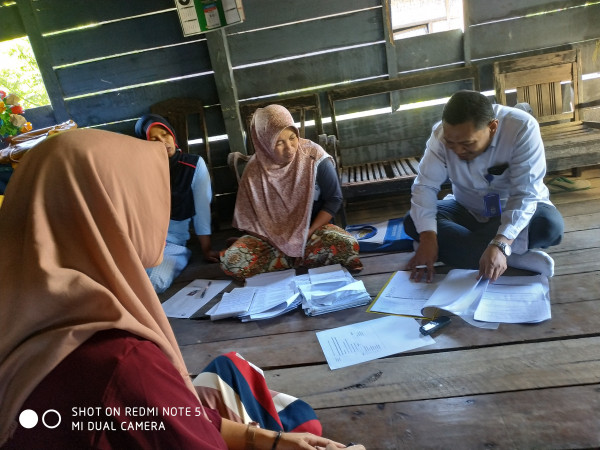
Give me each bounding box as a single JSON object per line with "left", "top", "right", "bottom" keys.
{"left": 233, "top": 104, "right": 331, "bottom": 257}
{"left": 0, "top": 129, "right": 199, "bottom": 444}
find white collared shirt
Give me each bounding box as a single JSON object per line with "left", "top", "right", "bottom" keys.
{"left": 410, "top": 104, "right": 552, "bottom": 240}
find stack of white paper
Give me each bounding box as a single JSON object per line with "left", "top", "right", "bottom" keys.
{"left": 300, "top": 265, "right": 371, "bottom": 316}
{"left": 239, "top": 269, "right": 299, "bottom": 321}
{"left": 206, "top": 269, "right": 301, "bottom": 321}
{"left": 206, "top": 265, "right": 371, "bottom": 321}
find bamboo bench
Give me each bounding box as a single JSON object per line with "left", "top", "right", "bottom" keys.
{"left": 317, "top": 134, "right": 420, "bottom": 200}
{"left": 326, "top": 65, "right": 480, "bottom": 225}
{"left": 494, "top": 48, "right": 600, "bottom": 176}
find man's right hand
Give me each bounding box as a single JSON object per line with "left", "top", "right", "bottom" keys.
{"left": 407, "top": 230, "right": 438, "bottom": 283}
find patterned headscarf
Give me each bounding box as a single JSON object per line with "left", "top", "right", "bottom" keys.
{"left": 233, "top": 105, "right": 331, "bottom": 257}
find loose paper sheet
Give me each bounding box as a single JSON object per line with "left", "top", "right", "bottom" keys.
{"left": 308, "top": 264, "right": 350, "bottom": 284}
{"left": 245, "top": 269, "right": 297, "bottom": 287}
{"left": 316, "top": 315, "right": 435, "bottom": 370}
{"left": 244, "top": 269, "right": 297, "bottom": 316}
{"left": 474, "top": 275, "right": 550, "bottom": 323}
{"left": 241, "top": 292, "right": 301, "bottom": 321}
{"left": 210, "top": 287, "right": 257, "bottom": 320}
{"left": 422, "top": 269, "right": 499, "bottom": 329}
{"left": 162, "top": 279, "right": 231, "bottom": 318}
{"left": 367, "top": 271, "right": 443, "bottom": 317}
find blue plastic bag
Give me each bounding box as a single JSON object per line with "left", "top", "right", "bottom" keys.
{"left": 346, "top": 218, "right": 414, "bottom": 252}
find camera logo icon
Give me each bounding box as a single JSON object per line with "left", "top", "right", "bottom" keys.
{"left": 19, "top": 409, "right": 61, "bottom": 429}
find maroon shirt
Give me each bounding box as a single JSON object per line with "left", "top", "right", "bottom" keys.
{"left": 3, "top": 329, "right": 227, "bottom": 449}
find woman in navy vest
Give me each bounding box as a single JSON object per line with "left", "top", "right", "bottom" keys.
{"left": 135, "top": 114, "right": 219, "bottom": 293}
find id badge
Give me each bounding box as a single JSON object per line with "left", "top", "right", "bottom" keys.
{"left": 483, "top": 193, "right": 501, "bottom": 217}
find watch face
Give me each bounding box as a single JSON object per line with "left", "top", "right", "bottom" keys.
{"left": 491, "top": 240, "right": 511, "bottom": 256}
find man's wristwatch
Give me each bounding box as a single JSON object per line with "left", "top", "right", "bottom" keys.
{"left": 489, "top": 239, "right": 512, "bottom": 256}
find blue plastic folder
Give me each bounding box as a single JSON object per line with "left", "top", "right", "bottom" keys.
{"left": 346, "top": 218, "right": 414, "bottom": 252}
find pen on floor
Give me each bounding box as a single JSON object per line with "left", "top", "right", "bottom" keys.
{"left": 414, "top": 262, "right": 444, "bottom": 269}
{"left": 199, "top": 280, "right": 212, "bottom": 298}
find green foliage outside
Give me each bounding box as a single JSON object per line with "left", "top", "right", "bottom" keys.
{"left": 0, "top": 37, "right": 50, "bottom": 109}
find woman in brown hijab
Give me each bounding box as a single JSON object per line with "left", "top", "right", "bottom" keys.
{"left": 221, "top": 105, "right": 363, "bottom": 280}
{"left": 0, "top": 129, "right": 363, "bottom": 450}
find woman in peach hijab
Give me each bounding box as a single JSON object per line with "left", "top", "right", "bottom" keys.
{"left": 0, "top": 129, "right": 363, "bottom": 450}
{"left": 221, "top": 105, "right": 363, "bottom": 280}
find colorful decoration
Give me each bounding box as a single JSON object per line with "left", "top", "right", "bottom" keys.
{"left": 0, "top": 90, "right": 33, "bottom": 139}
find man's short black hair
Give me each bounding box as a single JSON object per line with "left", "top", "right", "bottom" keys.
{"left": 442, "top": 90, "right": 495, "bottom": 129}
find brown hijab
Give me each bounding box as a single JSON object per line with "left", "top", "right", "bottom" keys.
{"left": 0, "top": 129, "right": 199, "bottom": 444}
{"left": 233, "top": 105, "right": 331, "bottom": 257}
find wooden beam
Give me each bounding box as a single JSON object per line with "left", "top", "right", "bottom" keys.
{"left": 205, "top": 28, "right": 246, "bottom": 154}
{"left": 381, "top": 0, "right": 400, "bottom": 110}
{"left": 0, "top": 3, "right": 26, "bottom": 42}
{"left": 463, "top": 0, "right": 472, "bottom": 64}
{"left": 15, "top": 0, "right": 69, "bottom": 123}
{"left": 328, "top": 65, "right": 479, "bottom": 101}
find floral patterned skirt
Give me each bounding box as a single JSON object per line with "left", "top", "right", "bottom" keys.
{"left": 220, "top": 224, "right": 363, "bottom": 280}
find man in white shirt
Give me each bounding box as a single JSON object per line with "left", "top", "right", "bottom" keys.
{"left": 405, "top": 90, "right": 564, "bottom": 282}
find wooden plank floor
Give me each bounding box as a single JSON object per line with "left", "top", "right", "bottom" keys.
{"left": 160, "top": 168, "right": 600, "bottom": 449}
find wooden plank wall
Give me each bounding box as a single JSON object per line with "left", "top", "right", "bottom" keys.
{"left": 2, "top": 0, "right": 239, "bottom": 215}
{"left": 330, "top": 78, "right": 476, "bottom": 165}
{"left": 2, "top": 0, "right": 600, "bottom": 217}
{"left": 227, "top": 0, "right": 385, "bottom": 101}
{"left": 468, "top": 0, "right": 600, "bottom": 101}
{"left": 330, "top": 0, "right": 600, "bottom": 166}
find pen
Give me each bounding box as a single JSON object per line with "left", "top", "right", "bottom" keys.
{"left": 199, "top": 280, "right": 212, "bottom": 298}
{"left": 414, "top": 262, "right": 444, "bottom": 269}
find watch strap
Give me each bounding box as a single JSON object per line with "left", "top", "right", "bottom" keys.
{"left": 489, "top": 239, "right": 509, "bottom": 255}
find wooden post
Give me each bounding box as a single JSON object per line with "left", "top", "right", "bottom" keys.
{"left": 462, "top": 0, "right": 472, "bottom": 65}
{"left": 15, "top": 0, "right": 70, "bottom": 123}
{"left": 381, "top": 0, "right": 401, "bottom": 111}
{"left": 205, "top": 28, "right": 247, "bottom": 155}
